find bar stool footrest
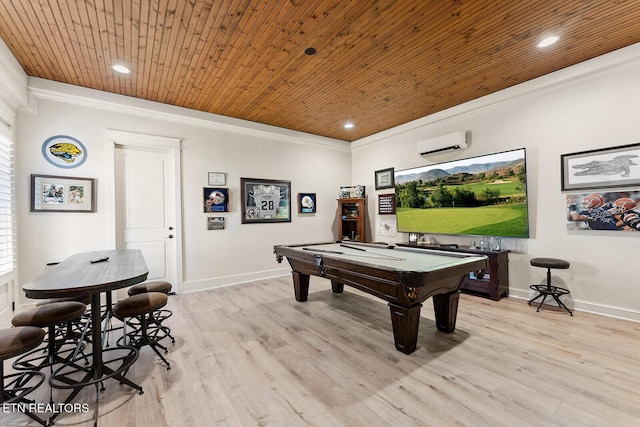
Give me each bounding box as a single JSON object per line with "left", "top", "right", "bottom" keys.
{"left": 49, "top": 345, "right": 139, "bottom": 389}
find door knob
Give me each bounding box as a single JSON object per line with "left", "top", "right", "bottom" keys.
{"left": 168, "top": 226, "right": 174, "bottom": 230}
{"left": 168, "top": 234, "right": 174, "bottom": 239}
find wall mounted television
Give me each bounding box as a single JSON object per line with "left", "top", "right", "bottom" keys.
{"left": 394, "top": 148, "right": 529, "bottom": 238}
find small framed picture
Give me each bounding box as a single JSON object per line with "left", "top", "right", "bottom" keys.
{"left": 204, "top": 187, "right": 229, "bottom": 212}
{"left": 30, "top": 174, "right": 96, "bottom": 212}
{"left": 207, "top": 217, "right": 225, "bottom": 230}
{"left": 378, "top": 193, "right": 396, "bottom": 214}
{"left": 208, "top": 172, "right": 226, "bottom": 186}
{"left": 240, "top": 178, "right": 291, "bottom": 223}
{"left": 375, "top": 168, "right": 395, "bottom": 190}
{"left": 298, "top": 193, "right": 316, "bottom": 213}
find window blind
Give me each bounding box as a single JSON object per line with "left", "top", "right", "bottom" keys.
{"left": 0, "top": 135, "right": 14, "bottom": 274}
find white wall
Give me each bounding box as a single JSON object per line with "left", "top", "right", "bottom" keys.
{"left": 15, "top": 81, "right": 351, "bottom": 304}
{"left": 352, "top": 44, "right": 640, "bottom": 320}
{"left": 5, "top": 36, "right": 640, "bottom": 321}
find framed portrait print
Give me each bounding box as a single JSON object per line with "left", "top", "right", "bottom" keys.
{"left": 298, "top": 193, "right": 316, "bottom": 213}
{"left": 375, "top": 168, "right": 395, "bottom": 190}
{"left": 203, "top": 187, "right": 229, "bottom": 212}
{"left": 241, "top": 178, "right": 291, "bottom": 223}
{"left": 30, "top": 174, "right": 96, "bottom": 212}
{"left": 561, "top": 143, "right": 640, "bottom": 191}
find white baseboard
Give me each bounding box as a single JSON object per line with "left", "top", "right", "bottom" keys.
{"left": 509, "top": 288, "right": 640, "bottom": 323}
{"left": 179, "top": 268, "right": 291, "bottom": 294}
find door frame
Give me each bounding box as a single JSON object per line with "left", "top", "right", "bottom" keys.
{"left": 104, "top": 129, "right": 183, "bottom": 292}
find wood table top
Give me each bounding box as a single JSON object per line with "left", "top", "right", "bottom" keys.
{"left": 23, "top": 249, "right": 149, "bottom": 299}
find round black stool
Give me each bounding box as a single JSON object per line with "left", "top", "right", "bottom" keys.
{"left": 113, "top": 292, "right": 171, "bottom": 370}
{"left": 127, "top": 281, "right": 175, "bottom": 344}
{"left": 528, "top": 257, "right": 573, "bottom": 316}
{"left": 0, "top": 326, "right": 48, "bottom": 426}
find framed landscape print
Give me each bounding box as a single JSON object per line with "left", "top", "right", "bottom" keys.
{"left": 241, "top": 178, "right": 291, "bottom": 223}
{"left": 203, "top": 187, "right": 229, "bottom": 212}
{"left": 561, "top": 143, "right": 640, "bottom": 191}
{"left": 30, "top": 174, "right": 96, "bottom": 212}
{"left": 375, "top": 167, "right": 395, "bottom": 190}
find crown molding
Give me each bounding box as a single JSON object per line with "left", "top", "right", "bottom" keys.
{"left": 27, "top": 77, "right": 350, "bottom": 152}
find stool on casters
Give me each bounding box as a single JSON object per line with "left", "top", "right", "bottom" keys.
{"left": 528, "top": 257, "right": 573, "bottom": 316}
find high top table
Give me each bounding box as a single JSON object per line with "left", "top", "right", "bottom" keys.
{"left": 22, "top": 249, "right": 149, "bottom": 421}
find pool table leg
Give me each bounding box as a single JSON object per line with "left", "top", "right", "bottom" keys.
{"left": 432, "top": 290, "right": 460, "bottom": 333}
{"left": 388, "top": 302, "right": 422, "bottom": 354}
{"left": 292, "top": 271, "right": 310, "bottom": 302}
{"left": 330, "top": 280, "right": 344, "bottom": 293}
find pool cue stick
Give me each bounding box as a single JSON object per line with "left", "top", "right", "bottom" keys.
{"left": 339, "top": 244, "right": 405, "bottom": 261}
{"left": 302, "top": 247, "right": 404, "bottom": 261}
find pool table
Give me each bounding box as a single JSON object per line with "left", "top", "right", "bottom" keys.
{"left": 274, "top": 242, "right": 488, "bottom": 354}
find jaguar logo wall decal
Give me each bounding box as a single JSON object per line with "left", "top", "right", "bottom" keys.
{"left": 41, "top": 135, "right": 87, "bottom": 168}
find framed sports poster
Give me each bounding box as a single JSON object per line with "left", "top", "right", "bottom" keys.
{"left": 203, "top": 187, "right": 229, "bottom": 212}
{"left": 241, "top": 178, "right": 291, "bottom": 223}
{"left": 298, "top": 193, "right": 316, "bottom": 213}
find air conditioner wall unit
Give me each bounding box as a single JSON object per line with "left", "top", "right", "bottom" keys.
{"left": 417, "top": 131, "right": 469, "bottom": 157}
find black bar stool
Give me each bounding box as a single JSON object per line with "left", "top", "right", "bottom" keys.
{"left": 113, "top": 292, "right": 171, "bottom": 370}
{"left": 528, "top": 257, "right": 573, "bottom": 316}
{"left": 0, "top": 326, "right": 48, "bottom": 426}
{"left": 126, "top": 281, "right": 175, "bottom": 344}
{"left": 11, "top": 301, "right": 88, "bottom": 371}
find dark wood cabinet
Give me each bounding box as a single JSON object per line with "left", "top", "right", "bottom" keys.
{"left": 337, "top": 198, "right": 366, "bottom": 243}
{"left": 396, "top": 243, "right": 510, "bottom": 301}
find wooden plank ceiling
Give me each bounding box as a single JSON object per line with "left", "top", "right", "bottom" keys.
{"left": 1, "top": 0, "right": 640, "bottom": 142}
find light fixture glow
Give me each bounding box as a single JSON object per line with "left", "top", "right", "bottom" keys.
{"left": 537, "top": 36, "right": 559, "bottom": 48}
{"left": 343, "top": 122, "right": 354, "bottom": 129}
{"left": 111, "top": 64, "right": 131, "bottom": 74}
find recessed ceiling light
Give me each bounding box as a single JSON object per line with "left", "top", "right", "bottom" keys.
{"left": 304, "top": 47, "right": 317, "bottom": 56}
{"left": 111, "top": 64, "right": 131, "bottom": 74}
{"left": 537, "top": 36, "right": 559, "bottom": 48}
{"left": 344, "top": 122, "right": 354, "bottom": 129}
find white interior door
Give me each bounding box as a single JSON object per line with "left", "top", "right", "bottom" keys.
{"left": 115, "top": 146, "right": 178, "bottom": 293}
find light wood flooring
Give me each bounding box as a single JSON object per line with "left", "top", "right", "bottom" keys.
{"left": 2, "top": 276, "right": 640, "bottom": 426}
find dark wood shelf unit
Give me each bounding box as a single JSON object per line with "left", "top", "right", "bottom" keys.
{"left": 396, "top": 243, "right": 510, "bottom": 301}
{"left": 337, "top": 198, "right": 366, "bottom": 243}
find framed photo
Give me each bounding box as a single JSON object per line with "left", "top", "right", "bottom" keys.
{"left": 30, "top": 174, "right": 96, "bottom": 212}
{"left": 241, "top": 178, "right": 291, "bottom": 223}
{"left": 561, "top": 143, "right": 640, "bottom": 191}
{"left": 298, "top": 193, "right": 316, "bottom": 213}
{"left": 204, "top": 187, "right": 229, "bottom": 212}
{"left": 566, "top": 190, "right": 640, "bottom": 232}
{"left": 375, "top": 167, "right": 395, "bottom": 190}
{"left": 208, "top": 172, "right": 226, "bottom": 186}
{"left": 207, "top": 217, "right": 225, "bottom": 230}
{"left": 378, "top": 193, "right": 396, "bottom": 214}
